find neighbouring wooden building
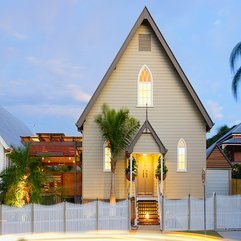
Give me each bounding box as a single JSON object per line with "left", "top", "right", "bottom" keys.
{"left": 206, "top": 122, "right": 241, "bottom": 196}
{"left": 76, "top": 6, "right": 213, "bottom": 212}
{"left": 21, "top": 133, "right": 82, "bottom": 202}
{"left": 206, "top": 144, "right": 232, "bottom": 197}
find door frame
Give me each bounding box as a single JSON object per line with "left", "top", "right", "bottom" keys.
{"left": 133, "top": 152, "right": 160, "bottom": 196}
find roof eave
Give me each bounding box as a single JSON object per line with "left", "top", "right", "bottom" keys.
{"left": 76, "top": 7, "right": 213, "bottom": 131}
{"left": 127, "top": 120, "right": 167, "bottom": 154}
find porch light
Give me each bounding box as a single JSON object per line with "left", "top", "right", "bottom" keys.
{"left": 41, "top": 157, "right": 44, "bottom": 160}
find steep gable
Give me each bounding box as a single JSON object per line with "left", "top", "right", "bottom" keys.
{"left": 128, "top": 120, "right": 167, "bottom": 153}
{"left": 76, "top": 7, "right": 213, "bottom": 131}
{"left": 207, "top": 145, "right": 232, "bottom": 169}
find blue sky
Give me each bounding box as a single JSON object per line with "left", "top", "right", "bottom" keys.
{"left": 0, "top": 0, "right": 241, "bottom": 137}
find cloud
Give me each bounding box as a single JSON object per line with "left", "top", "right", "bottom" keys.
{"left": 230, "top": 119, "right": 241, "bottom": 126}
{"left": 207, "top": 100, "right": 223, "bottom": 120}
{"left": 0, "top": 23, "right": 28, "bottom": 40}
{"left": 66, "top": 84, "right": 91, "bottom": 102}
{"left": 27, "top": 56, "right": 91, "bottom": 103}
{"left": 213, "top": 19, "right": 221, "bottom": 26}
{"left": 8, "top": 104, "right": 82, "bottom": 119}
{"left": 28, "top": 56, "right": 83, "bottom": 80}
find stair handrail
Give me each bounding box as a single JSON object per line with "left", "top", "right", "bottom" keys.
{"left": 157, "top": 180, "right": 162, "bottom": 231}
{"left": 134, "top": 179, "right": 138, "bottom": 226}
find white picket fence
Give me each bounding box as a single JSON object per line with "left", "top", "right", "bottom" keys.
{"left": 161, "top": 194, "right": 241, "bottom": 231}
{"left": 0, "top": 200, "right": 129, "bottom": 235}
{"left": 1, "top": 195, "right": 241, "bottom": 234}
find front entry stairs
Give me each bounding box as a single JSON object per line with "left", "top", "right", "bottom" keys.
{"left": 137, "top": 200, "right": 159, "bottom": 225}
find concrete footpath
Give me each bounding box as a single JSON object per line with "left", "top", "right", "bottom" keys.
{"left": 219, "top": 231, "right": 241, "bottom": 241}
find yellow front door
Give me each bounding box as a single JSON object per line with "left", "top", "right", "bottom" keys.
{"left": 137, "top": 154, "right": 154, "bottom": 195}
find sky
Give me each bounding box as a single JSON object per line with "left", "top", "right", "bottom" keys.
{"left": 0, "top": 0, "right": 241, "bottom": 137}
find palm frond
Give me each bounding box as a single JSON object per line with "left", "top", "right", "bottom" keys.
{"left": 232, "top": 66, "right": 241, "bottom": 100}
{"left": 230, "top": 41, "right": 241, "bottom": 71}
{"left": 95, "top": 104, "right": 140, "bottom": 159}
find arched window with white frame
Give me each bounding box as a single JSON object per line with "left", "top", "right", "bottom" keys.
{"left": 177, "top": 138, "right": 187, "bottom": 172}
{"left": 137, "top": 65, "right": 153, "bottom": 107}
{"left": 103, "top": 141, "right": 111, "bottom": 172}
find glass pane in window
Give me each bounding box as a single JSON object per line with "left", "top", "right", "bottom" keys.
{"left": 138, "top": 66, "right": 152, "bottom": 106}
{"left": 178, "top": 141, "right": 186, "bottom": 171}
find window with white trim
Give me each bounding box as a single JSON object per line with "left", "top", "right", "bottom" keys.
{"left": 103, "top": 141, "right": 111, "bottom": 172}
{"left": 177, "top": 138, "right": 187, "bottom": 172}
{"left": 138, "top": 65, "right": 153, "bottom": 106}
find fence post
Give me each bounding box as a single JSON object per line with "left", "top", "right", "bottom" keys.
{"left": 31, "top": 203, "right": 34, "bottom": 233}
{"left": 96, "top": 199, "right": 99, "bottom": 231}
{"left": 213, "top": 192, "right": 217, "bottom": 231}
{"left": 0, "top": 204, "right": 2, "bottom": 235}
{"left": 64, "top": 202, "right": 67, "bottom": 232}
{"left": 128, "top": 197, "right": 131, "bottom": 230}
{"left": 161, "top": 195, "right": 164, "bottom": 232}
{"left": 188, "top": 194, "right": 191, "bottom": 230}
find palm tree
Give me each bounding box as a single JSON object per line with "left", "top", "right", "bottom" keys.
{"left": 230, "top": 41, "right": 241, "bottom": 99}
{"left": 0, "top": 144, "right": 49, "bottom": 207}
{"left": 95, "top": 104, "right": 140, "bottom": 203}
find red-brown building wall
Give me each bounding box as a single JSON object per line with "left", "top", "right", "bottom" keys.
{"left": 207, "top": 146, "right": 232, "bottom": 169}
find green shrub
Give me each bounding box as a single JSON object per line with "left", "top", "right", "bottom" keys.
{"left": 232, "top": 163, "right": 241, "bottom": 179}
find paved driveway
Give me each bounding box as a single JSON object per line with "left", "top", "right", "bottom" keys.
{"left": 219, "top": 231, "right": 241, "bottom": 241}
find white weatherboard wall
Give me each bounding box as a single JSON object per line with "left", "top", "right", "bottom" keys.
{"left": 0, "top": 137, "right": 9, "bottom": 173}
{"left": 206, "top": 170, "right": 230, "bottom": 197}
{"left": 82, "top": 23, "right": 206, "bottom": 200}
{"left": 0, "top": 143, "right": 4, "bottom": 172}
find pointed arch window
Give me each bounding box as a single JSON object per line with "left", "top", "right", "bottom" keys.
{"left": 138, "top": 65, "right": 153, "bottom": 106}
{"left": 103, "top": 141, "right": 111, "bottom": 172}
{"left": 177, "top": 138, "right": 187, "bottom": 172}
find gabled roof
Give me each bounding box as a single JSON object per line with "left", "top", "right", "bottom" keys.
{"left": 127, "top": 120, "right": 167, "bottom": 154}
{"left": 206, "top": 143, "right": 216, "bottom": 157}
{"left": 223, "top": 138, "right": 241, "bottom": 145}
{"left": 206, "top": 144, "right": 232, "bottom": 169}
{"left": 208, "top": 123, "right": 241, "bottom": 148}
{"left": 0, "top": 106, "right": 32, "bottom": 147}
{"left": 0, "top": 136, "right": 10, "bottom": 150}
{"left": 76, "top": 7, "right": 213, "bottom": 131}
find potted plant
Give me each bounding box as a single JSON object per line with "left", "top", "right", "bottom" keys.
{"left": 125, "top": 157, "right": 137, "bottom": 181}
{"left": 155, "top": 157, "right": 168, "bottom": 181}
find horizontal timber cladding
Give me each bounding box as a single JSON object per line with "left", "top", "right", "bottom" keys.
{"left": 133, "top": 133, "right": 160, "bottom": 153}
{"left": 82, "top": 23, "right": 206, "bottom": 200}
{"left": 207, "top": 146, "right": 232, "bottom": 169}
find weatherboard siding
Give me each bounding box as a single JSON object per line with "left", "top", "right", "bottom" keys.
{"left": 207, "top": 146, "right": 231, "bottom": 169}
{"left": 82, "top": 23, "right": 206, "bottom": 200}
{"left": 0, "top": 144, "right": 4, "bottom": 172}
{"left": 133, "top": 133, "right": 160, "bottom": 153}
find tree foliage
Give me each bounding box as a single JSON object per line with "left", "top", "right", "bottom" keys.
{"left": 206, "top": 125, "right": 232, "bottom": 148}
{"left": 95, "top": 104, "right": 140, "bottom": 202}
{"left": 95, "top": 104, "right": 140, "bottom": 167}
{"left": 0, "top": 144, "right": 50, "bottom": 207}
{"left": 232, "top": 163, "right": 241, "bottom": 179}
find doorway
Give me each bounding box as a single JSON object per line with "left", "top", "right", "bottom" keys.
{"left": 135, "top": 153, "right": 155, "bottom": 195}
